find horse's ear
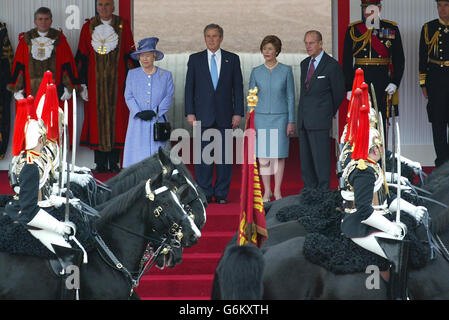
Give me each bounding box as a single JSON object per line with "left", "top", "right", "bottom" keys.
{"left": 151, "top": 172, "right": 163, "bottom": 189}
{"left": 158, "top": 147, "right": 174, "bottom": 174}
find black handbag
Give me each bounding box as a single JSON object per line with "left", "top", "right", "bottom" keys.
{"left": 153, "top": 106, "right": 171, "bottom": 142}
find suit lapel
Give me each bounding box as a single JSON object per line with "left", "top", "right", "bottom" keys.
{"left": 217, "top": 49, "right": 229, "bottom": 89}
{"left": 301, "top": 57, "right": 311, "bottom": 89}
{"left": 202, "top": 50, "right": 215, "bottom": 91}
{"left": 307, "top": 52, "right": 328, "bottom": 90}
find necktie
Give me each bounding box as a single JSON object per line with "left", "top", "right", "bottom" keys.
{"left": 210, "top": 53, "right": 218, "bottom": 90}
{"left": 305, "top": 58, "right": 316, "bottom": 90}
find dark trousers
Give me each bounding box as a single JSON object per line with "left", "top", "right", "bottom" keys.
{"left": 427, "top": 67, "right": 449, "bottom": 167}
{"left": 299, "top": 128, "right": 331, "bottom": 190}
{"left": 195, "top": 125, "right": 232, "bottom": 200}
{"left": 431, "top": 122, "right": 449, "bottom": 167}
{"left": 94, "top": 149, "right": 121, "bottom": 169}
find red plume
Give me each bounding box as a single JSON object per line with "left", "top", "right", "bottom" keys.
{"left": 34, "top": 71, "right": 53, "bottom": 110}
{"left": 11, "top": 99, "right": 28, "bottom": 156}
{"left": 346, "top": 68, "right": 365, "bottom": 122}
{"left": 351, "top": 104, "right": 370, "bottom": 161}
{"left": 42, "top": 84, "right": 60, "bottom": 141}
{"left": 360, "top": 82, "right": 370, "bottom": 109}
{"left": 348, "top": 89, "right": 363, "bottom": 145}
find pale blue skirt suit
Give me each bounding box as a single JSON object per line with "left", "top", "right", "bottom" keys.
{"left": 123, "top": 67, "right": 174, "bottom": 167}
{"left": 249, "top": 63, "right": 295, "bottom": 158}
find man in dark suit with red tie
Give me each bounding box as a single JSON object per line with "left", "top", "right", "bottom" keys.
{"left": 297, "top": 30, "right": 345, "bottom": 190}
{"left": 185, "top": 24, "right": 244, "bottom": 204}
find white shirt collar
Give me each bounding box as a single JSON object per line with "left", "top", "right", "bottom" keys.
{"left": 310, "top": 50, "right": 325, "bottom": 68}
{"left": 37, "top": 31, "right": 49, "bottom": 37}
{"left": 101, "top": 18, "right": 112, "bottom": 25}
{"left": 207, "top": 48, "right": 221, "bottom": 59}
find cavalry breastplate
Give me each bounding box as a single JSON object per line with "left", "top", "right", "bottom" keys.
{"left": 341, "top": 159, "right": 388, "bottom": 213}
{"left": 9, "top": 150, "right": 54, "bottom": 200}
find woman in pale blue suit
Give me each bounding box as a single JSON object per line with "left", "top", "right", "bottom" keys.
{"left": 249, "top": 35, "right": 295, "bottom": 202}
{"left": 123, "top": 37, "right": 174, "bottom": 168}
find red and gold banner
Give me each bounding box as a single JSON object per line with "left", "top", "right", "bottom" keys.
{"left": 237, "top": 106, "right": 268, "bottom": 248}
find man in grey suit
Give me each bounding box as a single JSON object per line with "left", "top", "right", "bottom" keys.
{"left": 297, "top": 30, "right": 345, "bottom": 190}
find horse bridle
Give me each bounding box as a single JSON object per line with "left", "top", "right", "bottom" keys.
{"left": 95, "top": 179, "right": 194, "bottom": 296}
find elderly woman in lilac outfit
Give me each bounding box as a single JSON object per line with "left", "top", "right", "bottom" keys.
{"left": 123, "top": 37, "right": 174, "bottom": 167}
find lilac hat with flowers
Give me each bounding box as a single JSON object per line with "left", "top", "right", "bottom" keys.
{"left": 130, "top": 37, "right": 164, "bottom": 61}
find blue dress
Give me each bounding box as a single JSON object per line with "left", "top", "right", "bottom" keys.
{"left": 249, "top": 63, "right": 295, "bottom": 158}
{"left": 123, "top": 67, "right": 174, "bottom": 167}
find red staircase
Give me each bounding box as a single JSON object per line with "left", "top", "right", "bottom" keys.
{"left": 135, "top": 169, "right": 243, "bottom": 300}
{"left": 135, "top": 139, "right": 305, "bottom": 300}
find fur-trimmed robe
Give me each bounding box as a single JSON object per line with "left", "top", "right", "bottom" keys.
{"left": 76, "top": 15, "right": 137, "bottom": 152}
{"left": 0, "top": 22, "right": 13, "bottom": 159}
{"left": 7, "top": 28, "right": 79, "bottom": 98}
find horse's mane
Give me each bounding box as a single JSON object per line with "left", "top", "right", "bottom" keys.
{"left": 421, "top": 160, "right": 449, "bottom": 234}
{"left": 95, "top": 180, "right": 147, "bottom": 229}
{"left": 106, "top": 153, "right": 161, "bottom": 197}
{"left": 423, "top": 160, "right": 449, "bottom": 193}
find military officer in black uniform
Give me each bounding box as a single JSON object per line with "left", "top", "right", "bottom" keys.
{"left": 343, "top": 0, "right": 405, "bottom": 136}
{"left": 419, "top": 0, "right": 449, "bottom": 167}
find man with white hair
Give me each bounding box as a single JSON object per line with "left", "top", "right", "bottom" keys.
{"left": 76, "top": 0, "right": 138, "bottom": 173}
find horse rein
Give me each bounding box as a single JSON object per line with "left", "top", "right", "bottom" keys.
{"left": 94, "top": 179, "right": 193, "bottom": 296}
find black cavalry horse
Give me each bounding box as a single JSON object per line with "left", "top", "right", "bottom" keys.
{"left": 92, "top": 147, "right": 207, "bottom": 269}
{"left": 212, "top": 160, "right": 449, "bottom": 299}
{"left": 0, "top": 172, "right": 201, "bottom": 299}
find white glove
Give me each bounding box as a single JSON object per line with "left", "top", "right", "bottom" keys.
{"left": 80, "top": 84, "right": 88, "bottom": 101}
{"left": 74, "top": 166, "right": 92, "bottom": 174}
{"left": 60, "top": 87, "right": 72, "bottom": 101}
{"left": 412, "top": 206, "right": 427, "bottom": 223}
{"left": 71, "top": 173, "right": 93, "bottom": 187}
{"left": 49, "top": 194, "right": 67, "bottom": 208}
{"left": 346, "top": 91, "right": 352, "bottom": 101}
{"left": 14, "top": 89, "right": 25, "bottom": 101}
{"left": 384, "top": 172, "right": 409, "bottom": 185}
{"left": 394, "top": 153, "right": 422, "bottom": 175}
{"left": 385, "top": 83, "right": 397, "bottom": 95}
{"left": 389, "top": 198, "right": 426, "bottom": 223}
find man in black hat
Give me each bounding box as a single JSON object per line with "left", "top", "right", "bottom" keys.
{"left": 419, "top": 0, "right": 449, "bottom": 167}
{"left": 342, "top": 0, "right": 405, "bottom": 136}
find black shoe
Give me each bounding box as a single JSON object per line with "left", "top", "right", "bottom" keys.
{"left": 109, "top": 163, "right": 121, "bottom": 173}
{"left": 51, "top": 244, "right": 84, "bottom": 300}
{"left": 215, "top": 198, "right": 228, "bottom": 204}
{"left": 378, "top": 238, "right": 410, "bottom": 300}
{"left": 93, "top": 164, "right": 107, "bottom": 173}
{"left": 206, "top": 196, "right": 213, "bottom": 204}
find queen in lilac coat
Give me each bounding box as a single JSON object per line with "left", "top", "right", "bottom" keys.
{"left": 123, "top": 66, "right": 174, "bottom": 167}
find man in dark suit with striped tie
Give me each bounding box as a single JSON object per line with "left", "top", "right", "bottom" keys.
{"left": 297, "top": 30, "right": 346, "bottom": 190}
{"left": 185, "top": 24, "right": 244, "bottom": 204}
